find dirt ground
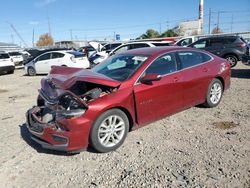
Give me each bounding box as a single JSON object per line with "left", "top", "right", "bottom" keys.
{"left": 0, "top": 64, "right": 249, "bottom": 187}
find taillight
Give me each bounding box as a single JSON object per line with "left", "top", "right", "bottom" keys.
{"left": 239, "top": 42, "right": 246, "bottom": 48}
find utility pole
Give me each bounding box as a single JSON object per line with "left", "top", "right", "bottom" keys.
{"left": 47, "top": 16, "right": 51, "bottom": 36}
{"left": 32, "top": 28, "right": 35, "bottom": 47}
{"left": 217, "top": 11, "right": 220, "bottom": 31}
{"left": 231, "top": 14, "right": 234, "bottom": 33}
{"left": 159, "top": 22, "right": 162, "bottom": 35}
{"left": 11, "top": 34, "right": 14, "bottom": 44}
{"left": 208, "top": 8, "right": 211, "bottom": 34}
{"left": 70, "top": 29, "right": 73, "bottom": 41}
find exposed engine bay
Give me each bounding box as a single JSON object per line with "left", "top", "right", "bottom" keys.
{"left": 37, "top": 79, "right": 118, "bottom": 124}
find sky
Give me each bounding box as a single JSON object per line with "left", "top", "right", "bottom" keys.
{"left": 0, "top": 0, "right": 249, "bottom": 46}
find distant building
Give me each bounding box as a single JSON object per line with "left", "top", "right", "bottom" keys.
{"left": 55, "top": 40, "right": 89, "bottom": 49}
{"left": 0, "top": 42, "right": 22, "bottom": 52}
{"left": 174, "top": 20, "right": 200, "bottom": 36}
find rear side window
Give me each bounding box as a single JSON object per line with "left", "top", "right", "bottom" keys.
{"left": 0, "top": 53, "right": 10, "bottom": 59}
{"left": 37, "top": 53, "right": 51, "bottom": 61}
{"left": 152, "top": 43, "right": 170, "bottom": 46}
{"left": 145, "top": 52, "right": 177, "bottom": 75}
{"left": 131, "top": 43, "right": 150, "bottom": 49}
{"left": 177, "top": 51, "right": 211, "bottom": 69}
{"left": 51, "top": 52, "right": 64, "bottom": 59}
{"left": 67, "top": 51, "right": 84, "bottom": 58}
{"left": 210, "top": 38, "right": 224, "bottom": 46}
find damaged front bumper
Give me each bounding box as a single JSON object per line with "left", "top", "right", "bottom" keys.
{"left": 26, "top": 106, "right": 91, "bottom": 152}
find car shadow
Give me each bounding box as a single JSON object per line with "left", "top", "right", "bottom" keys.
{"left": 19, "top": 123, "right": 77, "bottom": 156}
{"left": 231, "top": 68, "right": 250, "bottom": 79}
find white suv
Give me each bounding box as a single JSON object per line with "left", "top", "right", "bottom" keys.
{"left": 0, "top": 52, "right": 15, "bottom": 75}
{"left": 91, "top": 41, "right": 171, "bottom": 64}
{"left": 8, "top": 51, "right": 24, "bottom": 66}
{"left": 24, "top": 51, "right": 90, "bottom": 76}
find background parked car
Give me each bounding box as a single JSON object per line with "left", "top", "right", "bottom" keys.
{"left": 8, "top": 51, "right": 24, "bottom": 66}
{"left": 23, "top": 48, "right": 69, "bottom": 65}
{"left": 89, "top": 41, "right": 171, "bottom": 65}
{"left": 188, "top": 35, "right": 249, "bottom": 67}
{"left": 174, "top": 36, "right": 199, "bottom": 47}
{"left": 0, "top": 52, "right": 15, "bottom": 75}
{"left": 24, "top": 51, "right": 90, "bottom": 76}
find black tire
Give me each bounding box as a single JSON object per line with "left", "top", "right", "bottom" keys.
{"left": 225, "top": 55, "right": 238, "bottom": 67}
{"left": 28, "top": 67, "right": 36, "bottom": 76}
{"left": 90, "top": 109, "right": 129, "bottom": 153}
{"left": 203, "top": 79, "right": 223, "bottom": 108}
{"left": 8, "top": 70, "right": 14, "bottom": 74}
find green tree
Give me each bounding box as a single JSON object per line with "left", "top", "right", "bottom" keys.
{"left": 160, "top": 29, "right": 178, "bottom": 37}
{"left": 139, "top": 29, "right": 160, "bottom": 39}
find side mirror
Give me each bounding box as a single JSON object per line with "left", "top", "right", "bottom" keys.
{"left": 140, "top": 73, "right": 162, "bottom": 84}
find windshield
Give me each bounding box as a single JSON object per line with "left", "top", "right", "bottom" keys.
{"left": 0, "top": 53, "right": 10, "bottom": 59}
{"left": 92, "top": 54, "right": 148, "bottom": 81}
{"left": 9, "top": 52, "right": 21, "bottom": 56}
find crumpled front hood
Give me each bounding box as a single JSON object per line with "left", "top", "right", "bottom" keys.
{"left": 47, "top": 66, "right": 121, "bottom": 89}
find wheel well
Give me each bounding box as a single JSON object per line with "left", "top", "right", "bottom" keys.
{"left": 215, "top": 76, "right": 225, "bottom": 91}
{"left": 114, "top": 107, "right": 134, "bottom": 132}
{"left": 222, "top": 53, "right": 239, "bottom": 61}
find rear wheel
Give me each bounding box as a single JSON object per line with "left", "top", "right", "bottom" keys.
{"left": 28, "top": 67, "right": 36, "bottom": 76}
{"left": 90, "top": 109, "right": 129, "bottom": 153}
{"left": 203, "top": 79, "right": 223, "bottom": 108}
{"left": 225, "top": 55, "right": 238, "bottom": 67}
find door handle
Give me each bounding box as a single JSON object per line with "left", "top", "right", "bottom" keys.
{"left": 173, "top": 77, "right": 179, "bottom": 83}
{"left": 203, "top": 68, "right": 208, "bottom": 72}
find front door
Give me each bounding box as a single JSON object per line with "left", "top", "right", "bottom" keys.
{"left": 133, "top": 52, "right": 183, "bottom": 126}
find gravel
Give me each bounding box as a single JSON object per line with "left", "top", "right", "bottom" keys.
{"left": 0, "top": 64, "right": 249, "bottom": 187}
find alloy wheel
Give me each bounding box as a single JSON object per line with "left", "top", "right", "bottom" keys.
{"left": 210, "top": 82, "right": 222, "bottom": 104}
{"left": 98, "top": 115, "right": 126, "bottom": 148}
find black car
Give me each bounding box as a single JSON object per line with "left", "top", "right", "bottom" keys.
{"left": 188, "top": 36, "right": 249, "bottom": 67}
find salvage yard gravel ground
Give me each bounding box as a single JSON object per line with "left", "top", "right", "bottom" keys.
{"left": 0, "top": 64, "right": 249, "bottom": 187}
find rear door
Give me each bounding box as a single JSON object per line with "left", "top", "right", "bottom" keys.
{"left": 34, "top": 53, "right": 52, "bottom": 73}
{"left": 176, "top": 50, "right": 213, "bottom": 107}
{"left": 205, "top": 38, "right": 225, "bottom": 56}
{"left": 49, "top": 52, "right": 65, "bottom": 67}
{"left": 133, "top": 52, "right": 183, "bottom": 126}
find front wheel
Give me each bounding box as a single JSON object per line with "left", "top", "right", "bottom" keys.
{"left": 203, "top": 79, "right": 223, "bottom": 108}
{"left": 27, "top": 67, "right": 36, "bottom": 76}
{"left": 90, "top": 109, "right": 129, "bottom": 153}
{"left": 225, "top": 55, "right": 238, "bottom": 67}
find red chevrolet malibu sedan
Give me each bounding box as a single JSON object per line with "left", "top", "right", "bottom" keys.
{"left": 26, "top": 47, "right": 231, "bottom": 153}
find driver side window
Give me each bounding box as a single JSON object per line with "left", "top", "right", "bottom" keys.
{"left": 192, "top": 39, "right": 208, "bottom": 48}
{"left": 113, "top": 45, "right": 129, "bottom": 54}
{"left": 145, "top": 52, "right": 177, "bottom": 75}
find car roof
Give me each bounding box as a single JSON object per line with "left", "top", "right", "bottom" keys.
{"left": 199, "top": 35, "right": 238, "bottom": 40}
{"left": 119, "top": 46, "right": 189, "bottom": 56}
{"left": 124, "top": 41, "right": 171, "bottom": 45}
